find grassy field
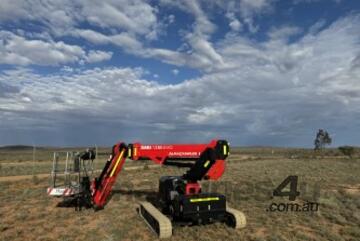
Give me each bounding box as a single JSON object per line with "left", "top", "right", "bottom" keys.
{"left": 0, "top": 147, "right": 359, "bottom": 241}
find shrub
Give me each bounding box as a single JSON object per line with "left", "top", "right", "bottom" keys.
{"left": 338, "top": 146, "right": 355, "bottom": 158}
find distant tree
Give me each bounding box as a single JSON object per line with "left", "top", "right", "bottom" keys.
{"left": 314, "top": 129, "right": 332, "bottom": 150}
{"left": 338, "top": 146, "right": 355, "bottom": 158}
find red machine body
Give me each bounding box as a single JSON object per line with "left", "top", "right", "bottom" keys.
{"left": 130, "top": 139, "right": 218, "bottom": 163}
{"left": 91, "top": 139, "right": 229, "bottom": 209}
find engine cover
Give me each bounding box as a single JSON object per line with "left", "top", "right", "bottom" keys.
{"left": 171, "top": 193, "right": 226, "bottom": 224}
{"left": 158, "top": 176, "right": 227, "bottom": 224}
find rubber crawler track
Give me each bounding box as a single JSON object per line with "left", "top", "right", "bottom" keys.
{"left": 138, "top": 201, "right": 172, "bottom": 239}
{"left": 226, "top": 206, "right": 247, "bottom": 229}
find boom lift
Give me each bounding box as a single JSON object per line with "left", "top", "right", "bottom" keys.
{"left": 48, "top": 140, "right": 246, "bottom": 238}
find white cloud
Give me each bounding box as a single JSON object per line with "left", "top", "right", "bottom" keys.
{"left": 184, "top": 0, "right": 216, "bottom": 35}
{"left": 240, "top": 0, "right": 273, "bottom": 16}
{"left": 268, "top": 25, "right": 302, "bottom": 41}
{"left": 230, "top": 19, "right": 243, "bottom": 32}
{"left": 0, "top": 2, "right": 360, "bottom": 146}
{"left": 0, "top": 0, "right": 227, "bottom": 71}
{"left": 226, "top": 12, "right": 243, "bottom": 32}
{"left": 172, "top": 69, "right": 179, "bottom": 75}
{"left": 187, "top": 105, "right": 235, "bottom": 124}
{"left": 0, "top": 31, "right": 84, "bottom": 66}
{"left": 186, "top": 34, "right": 225, "bottom": 68}
{"left": 308, "top": 19, "right": 327, "bottom": 35}
{"left": 73, "top": 30, "right": 143, "bottom": 51}
{"left": 168, "top": 14, "right": 175, "bottom": 24}
{"left": 1, "top": 15, "right": 360, "bottom": 145}
{"left": 159, "top": 0, "right": 225, "bottom": 71}
{"left": 0, "top": 0, "right": 160, "bottom": 37}
{"left": 81, "top": 0, "right": 157, "bottom": 35}
{"left": 0, "top": 0, "right": 29, "bottom": 21}
{"left": 0, "top": 0, "right": 78, "bottom": 36}
{"left": 85, "top": 50, "right": 113, "bottom": 63}
{"left": 0, "top": 31, "right": 113, "bottom": 66}
{"left": 61, "top": 66, "right": 74, "bottom": 73}
{"left": 210, "top": 0, "right": 276, "bottom": 33}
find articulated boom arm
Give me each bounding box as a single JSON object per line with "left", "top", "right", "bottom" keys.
{"left": 92, "top": 143, "right": 128, "bottom": 208}
{"left": 91, "top": 139, "right": 230, "bottom": 209}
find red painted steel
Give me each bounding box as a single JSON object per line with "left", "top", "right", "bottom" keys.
{"left": 91, "top": 139, "right": 227, "bottom": 208}
{"left": 205, "top": 160, "right": 225, "bottom": 180}
{"left": 131, "top": 139, "right": 218, "bottom": 164}
{"left": 92, "top": 143, "right": 127, "bottom": 208}
{"left": 185, "top": 182, "right": 202, "bottom": 195}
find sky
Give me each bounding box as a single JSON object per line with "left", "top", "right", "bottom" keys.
{"left": 0, "top": 0, "right": 360, "bottom": 147}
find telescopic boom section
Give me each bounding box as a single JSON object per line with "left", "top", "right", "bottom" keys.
{"left": 128, "top": 140, "right": 218, "bottom": 164}
{"left": 128, "top": 139, "right": 229, "bottom": 181}
{"left": 92, "top": 142, "right": 128, "bottom": 209}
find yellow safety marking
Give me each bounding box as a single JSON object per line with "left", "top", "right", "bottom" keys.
{"left": 223, "top": 145, "right": 227, "bottom": 155}
{"left": 204, "top": 160, "right": 210, "bottom": 168}
{"left": 110, "top": 149, "right": 125, "bottom": 177}
{"left": 134, "top": 147, "right": 137, "bottom": 156}
{"left": 190, "top": 197, "right": 220, "bottom": 203}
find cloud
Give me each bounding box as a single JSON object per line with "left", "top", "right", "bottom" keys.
{"left": 72, "top": 29, "right": 143, "bottom": 52}
{"left": 1, "top": 15, "right": 360, "bottom": 146}
{"left": 81, "top": 0, "right": 157, "bottom": 35}
{"left": 168, "top": 14, "right": 175, "bottom": 24}
{"left": 308, "top": 19, "right": 327, "bottom": 35}
{"left": 0, "top": 0, "right": 160, "bottom": 37}
{"left": 0, "top": 2, "right": 359, "bottom": 146}
{"left": 0, "top": 0, "right": 227, "bottom": 72}
{"left": 268, "top": 26, "right": 302, "bottom": 41}
{"left": 0, "top": 0, "right": 78, "bottom": 36}
{"left": 0, "top": 31, "right": 113, "bottom": 66}
{"left": 229, "top": 19, "right": 243, "bottom": 32}
{"left": 0, "top": 81, "right": 20, "bottom": 98}
{"left": 208, "top": 0, "right": 276, "bottom": 33}
{"left": 0, "top": 31, "right": 85, "bottom": 66}
{"left": 185, "top": 34, "right": 225, "bottom": 68}
{"left": 0, "top": 0, "right": 29, "bottom": 21}
{"left": 85, "top": 50, "right": 113, "bottom": 63}
{"left": 183, "top": 0, "right": 216, "bottom": 35}
{"left": 172, "top": 69, "right": 179, "bottom": 75}
{"left": 239, "top": 0, "right": 274, "bottom": 17}
{"left": 159, "top": 0, "right": 226, "bottom": 71}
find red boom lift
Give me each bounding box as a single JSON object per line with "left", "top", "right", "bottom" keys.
{"left": 48, "top": 139, "right": 246, "bottom": 238}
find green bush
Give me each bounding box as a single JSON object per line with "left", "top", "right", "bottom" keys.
{"left": 338, "top": 146, "right": 355, "bottom": 158}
